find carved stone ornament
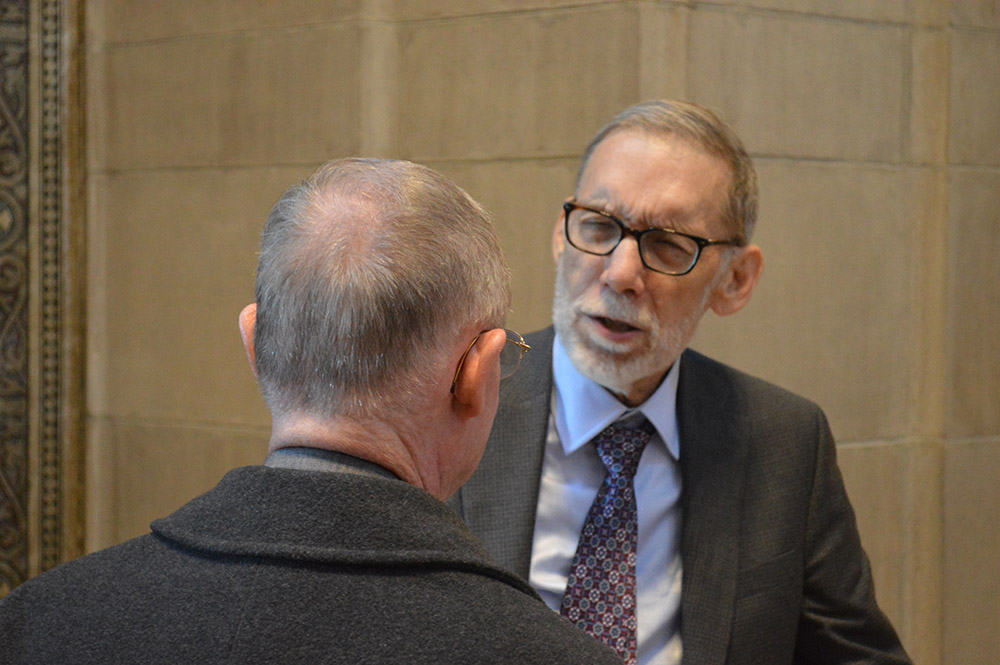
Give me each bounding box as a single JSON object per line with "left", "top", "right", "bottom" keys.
{"left": 0, "top": 0, "right": 85, "bottom": 597}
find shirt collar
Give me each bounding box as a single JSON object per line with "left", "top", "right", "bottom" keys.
{"left": 552, "top": 333, "right": 681, "bottom": 460}
{"left": 264, "top": 447, "right": 400, "bottom": 480}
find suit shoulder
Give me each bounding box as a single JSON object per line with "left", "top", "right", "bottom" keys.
{"left": 681, "top": 348, "right": 825, "bottom": 420}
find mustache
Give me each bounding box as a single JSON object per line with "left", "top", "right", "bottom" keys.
{"left": 574, "top": 292, "right": 654, "bottom": 331}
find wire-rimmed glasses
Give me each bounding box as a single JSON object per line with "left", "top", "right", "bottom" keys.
{"left": 451, "top": 329, "right": 531, "bottom": 393}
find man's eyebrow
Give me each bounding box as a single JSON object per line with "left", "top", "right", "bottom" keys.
{"left": 581, "top": 191, "right": 634, "bottom": 222}
{"left": 589, "top": 198, "right": 689, "bottom": 232}
{"left": 579, "top": 189, "right": 704, "bottom": 233}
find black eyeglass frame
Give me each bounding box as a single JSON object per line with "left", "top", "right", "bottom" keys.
{"left": 562, "top": 200, "right": 743, "bottom": 276}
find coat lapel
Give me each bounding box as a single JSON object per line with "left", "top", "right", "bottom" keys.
{"left": 677, "top": 349, "right": 749, "bottom": 665}
{"left": 458, "top": 337, "right": 751, "bottom": 665}
{"left": 454, "top": 328, "right": 555, "bottom": 579}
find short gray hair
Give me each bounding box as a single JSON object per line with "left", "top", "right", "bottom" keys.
{"left": 253, "top": 158, "right": 511, "bottom": 420}
{"left": 576, "top": 100, "right": 759, "bottom": 243}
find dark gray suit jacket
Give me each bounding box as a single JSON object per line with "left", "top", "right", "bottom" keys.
{"left": 451, "top": 327, "right": 911, "bottom": 665}
{"left": 1, "top": 459, "right": 620, "bottom": 665}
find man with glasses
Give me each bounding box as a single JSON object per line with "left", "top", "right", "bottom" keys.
{"left": 0, "top": 159, "right": 620, "bottom": 665}
{"left": 451, "top": 101, "right": 911, "bottom": 665}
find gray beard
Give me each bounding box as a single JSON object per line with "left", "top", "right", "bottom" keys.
{"left": 552, "top": 263, "right": 708, "bottom": 399}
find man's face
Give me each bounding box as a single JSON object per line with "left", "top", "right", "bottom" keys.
{"left": 552, "top": 129, "right": 735, "bottom": 405}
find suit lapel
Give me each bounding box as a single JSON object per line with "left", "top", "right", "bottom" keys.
{"left": 455, "top": 328, "right": 555, "bottom": 578}
{"left": 677, "top": 350, "right": 749, "bottom": 665}
{"left": 459, "top": 337, "right": 751, "bottom": 664}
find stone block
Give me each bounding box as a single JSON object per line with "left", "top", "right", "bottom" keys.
{"left": 693, "top": 161, "right": 921, "bottom": 442}
{"left": 900, "top": 440, "right": 944, "bottom": 665}
{"left": 429, "top": 157, "right": 579, "bottom": 332}
{"left": 702, "top": 0, "right": 911, "bottom": 22}
{"left": 85, "top": 416, "right": 116, "bottom": 553}
{"left": 949, "top": 28, "right": 1000, "bottom": 166}
{"left": 98, "top": 0, "right": 364, "bottom": 43}
{"left": 908, "top": 28, "right": 950, "bottom": 165}
{"left": 836, "top": 442, "right": 907, "bottom": 631}
{"left": 396, "top": 5, "right": 648, "bottom": 161}
{"left": 106, "top": 419, "right": 269, "bottom": 546}
{"left": 950, "top": 0, "right": 1000, "bottom": 28}
{"left": 87, "top": 175, "right": 111, "bottom": 417}
{"left": 687, "top": 8, "right": 906, "bottom": 162}
{"left": 947, "top": 168, "right": 1000, "bottom": 436}
{"left": 943, "top": 439, "right": 1000, "bottom": 665}
{"left": 102, "top": 25, "right": 361, "bottom": 169}
{"left": 98, "top": 167, "right": 311, "bottom": 426}
{"left": 390, "top": 0, "right": 611, "bottom": 20}
{"left": 86, "top": 41, "right": 109, "bottom": 172}
{"left": 638, "top": 3, "right": 690, "bottom": 100}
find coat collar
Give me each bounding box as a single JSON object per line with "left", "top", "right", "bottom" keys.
{"left": 152, "top": 465, "right": 537, "bottom": 596}
{"left": 676, "top": 348, "right": 749, "bottom": 665}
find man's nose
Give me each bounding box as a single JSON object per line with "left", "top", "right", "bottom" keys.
{"left": 600, "top": 236, "right": 646, "bottom": 295}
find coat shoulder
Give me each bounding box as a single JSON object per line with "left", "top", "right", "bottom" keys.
{"left": 681, "top": 347, "right": 825, "bottom": 420}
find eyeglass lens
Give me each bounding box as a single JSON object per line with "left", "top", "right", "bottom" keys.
{"left": 499, "top": 331, "right": 528, "bottom": 379}
{"left": 566, "top": 206, "right": 700, "bottom": 275}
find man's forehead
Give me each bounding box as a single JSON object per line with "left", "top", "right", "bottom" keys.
{"left": 579, "top": 194, "right": 699, "bottom": 234}
{"left": 575, "top": 134, "right": 730, "bottom": 232}
{"left": 579, "top": 190, "right": 646, "bottom": 224}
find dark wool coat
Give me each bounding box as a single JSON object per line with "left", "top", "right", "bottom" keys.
{"left": 0, "top": 463, "right": 621, "bottom": 665}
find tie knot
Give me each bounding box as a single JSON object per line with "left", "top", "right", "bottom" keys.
{"left": 594, "top": 416, "right": 654, "bottom": 479}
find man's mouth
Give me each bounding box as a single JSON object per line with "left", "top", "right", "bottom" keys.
{"left": 592, "top": 316, "right": 639, "bottom": 334}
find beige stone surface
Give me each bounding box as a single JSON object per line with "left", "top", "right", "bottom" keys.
{"left": 638, "top": 3, "right": 690, "bottom": 100}
{"left": 85, "top": 16, "right": 109, "bottom": 172}
{"left": 86, "top": 175, "right": 111, "bottom": 417}
{"left": 703, "top": 0, "right": 911, "bottom": 22}
{"left": 947, "top": 169, "right": 1000, "bottom": 437}
{"left": 430, "top": 157, "right": 579, "bottom": 332}
{"left": 95, "top": 0, "right": 364, "bottom": 43}
{"left": 97, "top": 167, "right": 311, "bottom": 426}
{"left": 908, "top": 28, "right": 950, "bottom": 165}
{"left": 913, "top": 167, "right": 950, "bottom": 439}
{"left": 836, "top": 443, "right": 906, "bottom": 633}
{"left": 950, "top": 0, "right": 1000, "bottom": 27}
{"left": 103, "top": 419, "right": 269, "bottom": 547}
{"left": 693, "top": 160, "right": 919, "bottom": 442}
{"left": 949, "top": 28, "right": 1000, "bottom": 166}
{"left": 102, "top": 25, "right": 361, "bottom": 170}
{"left": 396, "top": 5, "right": 643, "bottom": 161}
{"left": 389, "top": 0, "right": 610, "bottom": 21}
{"left": 943, "top": 439, "right": 1000, "bottom": 665}
{"left": 687, "top": 8, "right": 906, "bottom": 162}
{"left": 359, "top": 19, "right": 400, "bottom": 156}
{"left": 901, "top": 440, "right": 944, "bottom": 665}
{"left": 913, "top": 0, "right": 951, "bottom": 25}
{"left": 85, "top": 417, "right": 116, "bottom": 553}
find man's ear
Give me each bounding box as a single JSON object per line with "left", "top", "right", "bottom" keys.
{"left": 238, "top": 303, "right": 259, "bottom": 378}
{"left": 451, "top": 328, "right": 506, "bottom": 418}
{"left": 708, "top": 245, "right": 764, "bottom": 317}
{"left": 552, "top": 207, "right": 567, "bottom": 265}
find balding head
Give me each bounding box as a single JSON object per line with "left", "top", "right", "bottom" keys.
{"left": 251, "top": 158, "right": 511, "bottom": 422}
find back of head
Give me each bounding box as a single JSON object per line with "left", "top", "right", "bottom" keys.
{"left": 252, "top": 158, "right": 511, "bottom": 421}
{"left": 577, "top": 100, "right": 758, "bottom": 243}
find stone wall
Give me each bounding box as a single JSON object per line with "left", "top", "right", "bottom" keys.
{"left": 84, "top": 2, "right": 1000, "bottom": 663}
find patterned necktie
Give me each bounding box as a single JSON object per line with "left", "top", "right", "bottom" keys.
{"left": 560, "top": 415, "right": 654, "bottom": 665}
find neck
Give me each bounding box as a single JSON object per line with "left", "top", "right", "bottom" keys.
{"left": 268, "top": 411, "right": 423, "bottom": 488}
{"left": 604, "top": 365, "right": 672, "bottom": 407}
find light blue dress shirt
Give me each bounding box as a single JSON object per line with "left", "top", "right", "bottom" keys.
{"left": 529, "top": 334, "right": 683, "bottom": 665}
